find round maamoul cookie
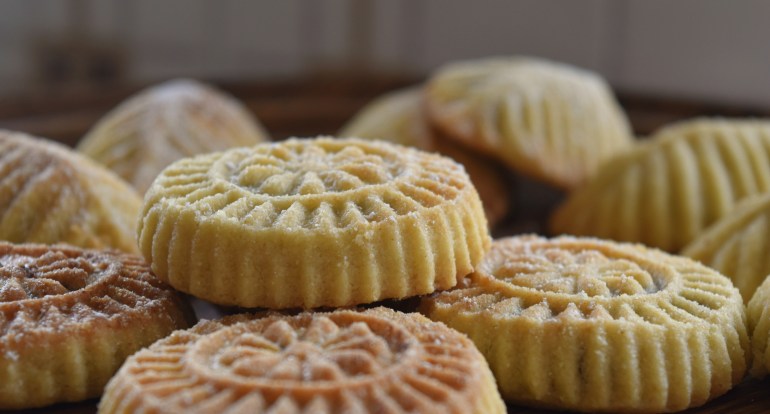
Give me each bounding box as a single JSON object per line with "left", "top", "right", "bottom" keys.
{"left": 0, "top": 242, "right": 194, "bottom": 409}
{"left": 340, "top": 87, "right": 511, "bottom": 227}
{"left": 98, "top": 307, "right": 506, "bottom": 414}
{"left": 77, "top": 79, "right": 270, "bottom": 194}
{"left": 682, "top": 193, "right": 770, "bottom": 302}
{"left": 138, "top": 137, "right": 490, "bottom": 309}
{"left": 551, "top": 118, "right": 770, "bottom": 252}
{"left": 747, "top": 276, "right": 770, "bottom": 378}
{"left": 0, "top": 130, "right": 142, "bottom": 253}
{"left": 425, "top": 56, "right": 633, "bottom": 189}
{"left": 420, "top": 236, "right": 749, "bottom": 413}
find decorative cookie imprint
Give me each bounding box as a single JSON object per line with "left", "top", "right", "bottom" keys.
{"left": 551, "top": 118, "right": 770, "bottom": 252}
{"left": 421, "top": 236, "right": 748, "bottom": 413}
{"left": 425, "top": 56, "right": 633, "bottom": 189}
{"left": 77, "top": 79, "right": 269, "bottom": 193}
{"left": 0, "top": 243, "right": 192, "bottom": 409}
{"left": 747, "top": 277, "right": 770, "bottom": 378}
{"left": 340, "top": 87, "right": 511, "bottom": 227}
{"left": 138, "top": 137, "right": 490, "bottom": 308}
{"left": 98, "top": 308, "right": 506, "bottom": 414}
{"left": 0, "top": 131, "right": 141, "bottom": 253}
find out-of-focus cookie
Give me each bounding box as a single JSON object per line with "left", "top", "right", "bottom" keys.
{"left": 77, "top": 79, "right": 270, "bottom": 193}
{"left": 138, "top": 137, "right": 490, "bottom": 309}
{"left": 0, "top": 242, "right": 193, "bottom": 409}
{"left": 551, "top": 118, "right": 770, "bottom": 252}
{"left": 98, "top": 307, "right": 506, "bottom": 414}
{"left": 747, "top": 276, "right": 770, "bottom": 378}
{"left": 421, "top": 236, "right": 748, "bottom": 413}
{"left": 425, "top": 56, "right": 633, "bottom": 189}
{"left": 0, "top": 130, "right": 142, "bottom": 253}
{"left": 340, "top": 87, "right": 511, "bottom": 227}
{"left": 682, "top": 193, "right": 770, "bottom": 301}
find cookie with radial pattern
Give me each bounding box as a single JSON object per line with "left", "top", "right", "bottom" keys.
{"left": 77, "top": 79, "right": 270, "bottom": 194}
{"left": 0, "top": 242, "right": 193, "bottom": 410}
{"left": 425, "top": 56, "right": 633, "bottom": 189}
{"left": 98, "top": 307, "right": 506, "bottom": 414}
{"left": 340, "top": 87, "right": 511, "bottom": 227}
{"left": 421, "top": 236, "right": 748, "bottom": 413}
{"left": 682, "top": 192, "right": 770, "bottom": 302}
{"left": 0, "top": 130, "right": 142, "bottom": 253}
{"left": 552, "top": 118, "right": 770, "bottom": 252}
{"left": 747, "top": 276, "right": 770, "bottom": 378}
{"left": 138, "top": 137, "right": 490, "bottom": 308}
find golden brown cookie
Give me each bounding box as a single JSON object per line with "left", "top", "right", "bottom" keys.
{"left": 425, "top": 56, "right": 633, "bottom": 189}
{"left": 98, "top": 307, "right": 505, "bottom": 414}
{"left": 551, "top": 118, "right": 770, "bottom": 252}
{"left": 682, "top": 193, "right": 770, "bottom": 301}
{"left": 138, "top": 137, "right": 490, "bottom": 308}
{"left": 340, "top": 87, "right": 511, "bottom": 227}
{"left": 77, "top": 79, "right": 270, "bottom": 193}
{"left": 421, "top": 236, "right": 748, "bottom": 413}
{"left": 0, "top": 130, "right": 142, "bottom": 253}
{"left": 747, "top": 276, "right": 770, "bottom": 378}
{"left": 0, "top": 242, "right": 193, "bottom": 409}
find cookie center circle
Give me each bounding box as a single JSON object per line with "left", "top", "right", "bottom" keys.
{"left": 190, "top": 314, "right": 415, "bottom": 388}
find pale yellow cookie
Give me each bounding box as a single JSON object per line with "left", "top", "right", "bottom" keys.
{"left": 747, "top": 276, "right": 770, "bottom": 378}
{"left": 341, "top": 87, "right": 511, "bottom": 227}
{"left": 421, "top": 236, "right": 748, "bottom": 413}
{"left": 425, "top": 56, "right": 633, "bottom": 189}
{"left": 78, "top": 79, "right": 270, "bottom": 193}
{"left": 98, "top": 307, "right": 506, "bottom": 414}
{"left": 551, "top": 118, "right": 770, "bottom": 252}
{"left": 0, "top": 130, "right": 142, "bottom": 253}
{"left": 0, "top": 242, "right": 193, "bottom": 409}
{"left": 682, "top": 193, "right": 770, "bottom": 302}
{"left": 138, "top": 137, "right": 490, "bottom": 308}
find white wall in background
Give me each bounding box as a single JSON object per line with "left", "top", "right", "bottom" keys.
{"left": 0, "top": 0, "right": 769, "bottom": 107}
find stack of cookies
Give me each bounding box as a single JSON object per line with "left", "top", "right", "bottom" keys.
{"left": 0, "top": 57, "right": 765, "bottom": 414}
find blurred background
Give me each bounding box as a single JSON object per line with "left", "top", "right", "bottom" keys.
{"left": 0, "top": 0, "right": 768, "bottom": 145}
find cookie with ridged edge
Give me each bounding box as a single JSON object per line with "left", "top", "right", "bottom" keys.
{"left": 425, "top": 56, "right": 633, "bottom": 189}
{"left": 77, "top": 79, "right": 270, "bottom": 194}
{"left": 0, "top": 242, "right": 193, "bottom": 409}
{"left": 682, "top": 193, "right": 770, "bottom": 302}
{"left": 551, "top": 118, "right": 770, "bottom": 252}
{"left": 420, "top": 236, "right": 748, "bottom": 413}
{"left": 0, "top": 130, "right": 142, "bottom": 253}
{"left": 138, "top": 137, "right": 490, "bottom": 308}
{"left": 747, "top": 276, "right": 770, "bottom": 378}
{"left": 340, "top": 87, "right": 511, "bottom": 227}
{"left": 98, "top": 307, "right": 506, "bottom": 414}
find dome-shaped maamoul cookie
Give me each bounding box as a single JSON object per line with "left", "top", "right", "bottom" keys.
{"left": 0, "top": 242, "right": 193, "bottom": 409}
{"left": 77, "top": 79, "right": 270, "bottom": 193}
{"left": 341, "top": 87, "right": 511, "bottom": 227}
{"left": 551, "top": 118, "right": 770, "bottom": 252}
{"left": 98, "top": 307, "right": 506, "bottom": 414}
{"left": 747, "top": 276, "right": 770, "bottom": 378}
{"left": 0, "top": 130, "right": 142, "bottom": 253}
{"left": 682, "top": 193, "right": 770, "bottom": 302}
{"left": 425, "top": 56, "right": 633, "bottom": 189}
{"left": 420, "top": 236, "right": 748, "bottom": 413}
{"left": 138, "top": 137, "right": 490, "bottom": 308}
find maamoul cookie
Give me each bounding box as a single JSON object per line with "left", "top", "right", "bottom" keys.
{"left": 138, "top": 137, "right": 490, "bottom": 308}
{"left": 340, "top": 87, "right": 511, "bottom": 227}
{"left": 425, "top": 56, "right": 633, "bottom": 189}
{"left": 551, "top": 118, "right": 770, "bottom": 252}
{"left": 0, "top": 130, "right": 142, "bottom": 253}
{"left": 98, "top": 307, "right": 506, "bottom": 414}
{"left": 747, "top": 276, "right": 770, "bottom": 378}
{"left": 420, "top": 236, "right": 748, "bottom": 413}
{"left": 0, "top": 242, "right": 193, "bottom": 409}
{"left": 682, "top": 193, "right": 770, "bottom": 302}
{"left": 77, "top": 79, "right": 270, "bottom": 193}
